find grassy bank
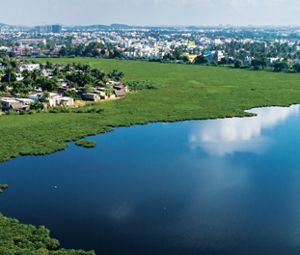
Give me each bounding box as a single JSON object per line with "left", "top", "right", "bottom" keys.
{"left": 1, "top": 58, "right": 300, "bottom": 162}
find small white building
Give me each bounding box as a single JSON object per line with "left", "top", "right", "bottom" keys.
{"left": 55, "top": 97, "right": 74, "bottom": 107}
{"left": 48, "top": 93, "right": 74, "bottom": 107}
{"left": 19, "top": 64, "right": 41, "bottom": 72}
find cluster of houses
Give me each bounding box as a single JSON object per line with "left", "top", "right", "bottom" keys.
{"left": 81, "top": 81, "right": 128, "bottom": 101}
{"left": 0, "top": 92, "right": 75, "bottom": 112}
{"left": 0, "top": 63, "right": 129, "bottom": 113}
{"left": 0, "top": 82, "right": 128, "bottom": 112}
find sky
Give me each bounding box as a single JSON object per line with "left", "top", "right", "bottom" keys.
{"left": 1, "top": 0, "right": 300, "bottom": 26}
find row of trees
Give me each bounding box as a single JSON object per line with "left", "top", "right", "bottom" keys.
{"left": 192, "top": 54, "right": 300, "bottom": 73}
{"left": 59, "top": 42, "right": 123, "bottom": 58}
{"left": 233, "top": 58, "right": 300, "bottom": 73}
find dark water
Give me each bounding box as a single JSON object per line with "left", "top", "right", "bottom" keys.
{"left": 1, "top": 105, "right": 300, "bottom": 255}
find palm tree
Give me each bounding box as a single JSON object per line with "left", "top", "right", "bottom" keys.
{"left": 3, "top": 67, "right": 16, "bottom": 83}
{"left": 105, "top": 85, "right": 114, "bottom": 98}
{"left": 108, "top": 69, "right": 124, "bottom": 81}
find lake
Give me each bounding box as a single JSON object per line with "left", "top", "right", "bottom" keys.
{"left": 1, "top": 105, "right": 300, "bottom": 255}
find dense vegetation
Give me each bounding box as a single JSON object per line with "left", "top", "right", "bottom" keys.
{"left": 0, "top": 214, "right": 95, "bottom": 255}
{"left": 75, "top": 140, "right": 96, "bottom": 148}
{"left": 0, "top": 58, "right": 124, "bottom": 99}
{"left": 1, "top": 58, "right": 300, "bottom": 163}
{"left": 125, "top": 80, "right": 165, "bottom": 91}
{"left": 59, "top": 42, "right": 123, "bottom": 59}
{"left": 0, "top": 184, "right": 8, "bottom": 194}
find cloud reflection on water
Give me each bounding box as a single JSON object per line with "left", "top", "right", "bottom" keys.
{"left": 189, "top": 105, "right": 300, "bottom": 156}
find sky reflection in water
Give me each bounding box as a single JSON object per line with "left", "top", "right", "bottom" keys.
{"left": 189, "top": 105, "right": 300, "bottom": 156}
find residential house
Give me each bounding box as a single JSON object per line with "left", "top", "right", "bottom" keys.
{"left": 18, "top": 38, "right": 46, "bottom": 46}
{"left": 48, "top": 93, "right": 74, "bottom": 107}
{"left": 244, "top": 56, "right": 252, "bottom": 66}
{"left": 82, "top": 93, "right": 100, "bottom": 101}
{"left": 16, "top": 98, "right": 34, "bottom": 106}
{"left": 29, "top": 93, "right": 43, "bottom": 102}
{"left": 0, "top": 97, "right": 32, "bottom": 111}
{"left": 12, "top": 46, "right": 31, "bottom": 57}
{"left": 113, "top": 83, "right": 128, "bottom": 98}
{"left": 19, "top": 64, "right": 41, "bottom": 72}
{"left": 29, "top": 92, "right": 74, "bottom": 107}
{"left": 114, "top": 89, "right": 126, "bottom": 97}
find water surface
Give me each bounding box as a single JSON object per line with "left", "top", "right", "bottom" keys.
{"left": 1, "top": 105, "right": 300, "bottom": 255}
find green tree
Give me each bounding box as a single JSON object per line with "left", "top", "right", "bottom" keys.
{"left": 105, "top": 84, "right": 114, "bottom": 98}
{"left": 83, "top": 84, "right": 93, "bottom": 93}
{"left": 292, "top": 63, "right": 300, "bottom": 73}
{"left": 234, "top": 59, "right": 243, "bottom": 69}
{"left": 108, "top": 69, "right": 124, "bottom": 81}
{"left": 2, "top": 67, "right": 17, "bottom": 83}
{"left": 272, "top": 61, "right": 288, "bottom": 72}
{"left": 251, "top": 59, "right": 263, "bottom": 70}
{"left": 194, "top": 55, "right": 209, "bottom": 65}
{"left": 38, "top": 78, "right": 59, "bottom": 92}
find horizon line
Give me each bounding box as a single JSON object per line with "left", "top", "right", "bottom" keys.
{"left": 2, "top": 23, "right": 300, "bottom": 29}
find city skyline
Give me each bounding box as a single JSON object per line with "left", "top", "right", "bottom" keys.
{"left": 1, "top": 0, "right": 300, "bottom": 27}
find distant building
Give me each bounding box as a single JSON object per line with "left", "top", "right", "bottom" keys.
{"left": 19, "top": 38, "right": 46, "bottom": 46}
{"left": 215, "top": 51, "right": 225, "bottom": 62}
{"left": 294, "top": 58, "right": 300, "bottom": 64}
{"left": 51, "top": 25, "right": 62, "bottom": 33}
{"left": 34, "top": 25, "right": 62, "bottom": 34}
{"left": 19, "top": 64, "right": 40, "bottom": 72}
{"left": 244, "top": 56, "right": 252, "bottom": 66}
{"left": 11, "top": 46, "right": 31, "bottom": 56}
{"left": 203, "top": 51, "right": 214, "bottom": 62}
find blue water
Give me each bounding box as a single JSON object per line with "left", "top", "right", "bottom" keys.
{"left": 1, "top": 105, "right": 300, "bottom": 255}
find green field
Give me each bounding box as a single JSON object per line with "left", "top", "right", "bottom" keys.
{"left": 1, "top": 58, "right": 300, "bottom": 162}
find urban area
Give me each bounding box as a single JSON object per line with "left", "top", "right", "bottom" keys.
{"left": 1, "top": 23, "right": 300, "bottom": 113}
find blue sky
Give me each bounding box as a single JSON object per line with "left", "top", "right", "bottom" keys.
{"left": 2, "top": 0, "right": 300, "bottom": 26}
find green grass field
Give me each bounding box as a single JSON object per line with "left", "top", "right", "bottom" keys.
{"left": 1, "top": 58, "right": 300, "bottom": 162}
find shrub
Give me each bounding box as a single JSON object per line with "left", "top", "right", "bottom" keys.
{"left": 75, "top": 140, "right": 96, "bottom": 148}
{"left": 49, "top": 107, "right": 70, "bottom": 114}
{"left": 0, "top": 184, "right": 8, "bottom": 193}
{"left": 126, "top": 80, "right": 164, "bottom": 91}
